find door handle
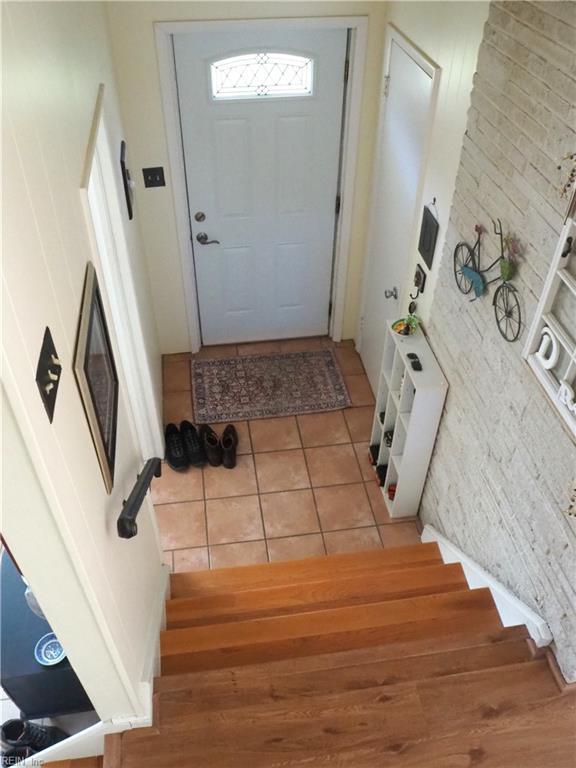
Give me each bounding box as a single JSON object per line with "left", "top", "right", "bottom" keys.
{"left": 384, "top": 287, "right": 398, "bottom": 300}
{"left": 196, "top": 232, "right": 220, "bottom": 245}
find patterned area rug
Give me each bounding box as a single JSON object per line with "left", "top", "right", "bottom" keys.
{"left": 192, "top": 350, "right": 351, "bottom": 422}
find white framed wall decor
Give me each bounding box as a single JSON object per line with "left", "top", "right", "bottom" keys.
{"left": 523, "top": 190, "right": 576, "bottom": 440}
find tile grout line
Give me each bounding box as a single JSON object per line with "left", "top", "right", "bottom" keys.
{"left": 294, "top": 416, "right": 327, "bottom": 557}
{"left": 247, "top": 419, "right": 272, "bottom": 566}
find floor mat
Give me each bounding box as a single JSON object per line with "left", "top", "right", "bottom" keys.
{"left": 192, "top": 349, "right": 351, "bottom": 422}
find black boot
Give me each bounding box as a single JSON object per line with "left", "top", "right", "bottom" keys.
{"left": 164, "top": 423, "right": 189, "bottom": 472}
{"left": 199, "top": 425, "right": 222, "bottom": 467}
{"left": 221, "top": 424, "right": 238, "bottom": 469}
{"left": 1, "top": 719, "right": 68, "bottom": 750}
{"left": 179, "top": 421, "right": 206, "bottom": 467}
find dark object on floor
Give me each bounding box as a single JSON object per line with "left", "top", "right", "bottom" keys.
{"left": 2, "top": 746, "right": 36, "bottom": 764}
{"left": 383, "top": 430, "right": 394, "bottom": 447}
{"left": 180, "top": 421, "right": 206, "bottom": 467}
{"left": 200, "top": 425, "right": 223, "bottom": 467}
{"left": 1, "top": 719, "right": 68, "bottom": 751}
{"left": 164, "top": 424, "right": 189, "bottom": 472}
{"left": 0, "top": 551, "right": 94, "bottom": 719}
{"left": 376, "top": 465, "right": 388, "bottom": 486}
{"left": 191, "top": 350, "right": 351, "bottom": 422}
{"left": 221, "top": 424, "right": 238, "bottom": 469}
{"left": 369, "top": 444, "right": 379, "bottom": 465}
{"left": 379, "top": 410, "right": 386, "bottom": 424}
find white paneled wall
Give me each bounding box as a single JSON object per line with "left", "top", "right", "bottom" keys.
{"left": 2, "top": 2, "right": 164, "bottom": 719}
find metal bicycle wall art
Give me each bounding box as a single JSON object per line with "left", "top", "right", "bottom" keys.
{"left": 453, "top": 219, "right": 523, "bottom": 342}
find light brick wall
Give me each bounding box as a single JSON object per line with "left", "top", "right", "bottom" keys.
{"left": 421, "top": 1, "right": 576, "bottom": 681}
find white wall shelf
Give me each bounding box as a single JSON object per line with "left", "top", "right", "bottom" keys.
{"left": 369, "top": 324, "right": 448, "bottom": 518}
{"left": 523, "top": 207, "right": 576, "bottom": 441}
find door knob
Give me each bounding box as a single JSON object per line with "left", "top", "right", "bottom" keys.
{"left": 384, "top": 287, "right": 398, "bottom": 300}
{"left": 196, "top": 232, "right": 220, "bottom": 245}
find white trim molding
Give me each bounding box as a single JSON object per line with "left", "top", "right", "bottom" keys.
{"left": 357, "top": 24, "right": 441, "bottom": 349}
{"left": 155, "top": 17, "right": 368, "bottom": 349}
{"left": 81, "top": 84, "right": 164, "bottom": 457}
{"left": 422, "top": 524, "right": 553, "bottom": 647}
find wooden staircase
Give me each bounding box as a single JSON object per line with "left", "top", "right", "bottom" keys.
{"left": 106, "top": 543, "right": 575, "bottom": 766}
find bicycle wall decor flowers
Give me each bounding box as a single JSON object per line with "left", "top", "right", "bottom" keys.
{"left": 453, "top": 219, "right": 523, "bottom": 342}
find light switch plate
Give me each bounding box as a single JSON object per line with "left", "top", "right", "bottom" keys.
{"left": 142, "top": 167, "right": 165, "bottom": 188}
{"left": 35, "top": 327, "right": 62, "bottom": 423}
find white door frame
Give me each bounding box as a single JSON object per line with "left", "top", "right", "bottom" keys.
{"left": 155, "top": 17, "right": 368, "bottom": 351}
{"left": 357, "top": 25, "right": 440, "bottom": 348}
{"left": 80, "top": 85, "right": 163, "bottom": 459}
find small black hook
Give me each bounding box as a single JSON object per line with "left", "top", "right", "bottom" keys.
{"left": 409, "top": 286, "right": 421, "bottom": 300}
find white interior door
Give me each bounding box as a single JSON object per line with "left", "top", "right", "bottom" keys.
{"left": 360, "top": 39, "right": 435, "bottom": 389}
{"left": 174, "top": 27, "right": 347, "bottom": 345}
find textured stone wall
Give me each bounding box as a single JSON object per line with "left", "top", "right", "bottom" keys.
{"left": 421, "top": 1, "right": 576, "bottom": 681}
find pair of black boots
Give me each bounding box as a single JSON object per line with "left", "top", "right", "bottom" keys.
{"left": 165, "top": 421, "right": 238, "bottom": 471}
{"left": 1, "top": 719, "right": 68, "bottom": 763}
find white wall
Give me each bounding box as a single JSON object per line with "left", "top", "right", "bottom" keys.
{"left": 2, "top": 1, "right": 166, "bottom": 719}
{"left": 380, "top": 1, "right": 490, "bottom": 322}
{"left": 105, "top": 1, "right": 388, "bottom": 350}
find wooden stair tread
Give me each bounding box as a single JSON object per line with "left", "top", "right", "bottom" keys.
{"left": 161, "top": 588, "right": 502, "bottom": 674}
{"left": 154, "top": 637, "right": 533, "bottom": 722}
{"left": 150, "top": 659, "right": 557, "bottom": 732}
{"left": 154, "top": 624, "right": 530, "bottom": 694}
{"left": 122, "top": 660, "right": 572, "bottom": 768}
{"left": 169, "top": 543, "right": 442, "bottom": 597}
{"left": 166, "top": 562, "right": 468, "bottom": 628}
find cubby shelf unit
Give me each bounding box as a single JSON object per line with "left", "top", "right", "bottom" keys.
{"left": 370, "top": 324, "right": 448, "bottom": 518}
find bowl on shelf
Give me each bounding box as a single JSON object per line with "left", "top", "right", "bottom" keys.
{"left": 34, "top": 632, "right": 66, "bottom": 666}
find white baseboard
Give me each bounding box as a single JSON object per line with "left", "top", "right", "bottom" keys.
{"left": 421, "top": 524, "right": 553, "bottom": 647}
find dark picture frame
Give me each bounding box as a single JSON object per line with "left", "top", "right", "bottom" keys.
{"left": 120, "top": 140, "right": 134, "bottom": 221}
{"left": 74, "top": 263, "right": 119, "bottom": 493}
{"left": 418, "top": 206, "right": 439, "bottom": 270}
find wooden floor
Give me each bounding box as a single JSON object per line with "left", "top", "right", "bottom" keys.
{"left": 105, "top": 544, "right": 575, "bottom": 767}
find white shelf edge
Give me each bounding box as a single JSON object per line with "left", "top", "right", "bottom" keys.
{"left": 421, "top": 525, "right": 553, "bottom": 647}
{"left": 399, "top": 411, "right": 411, "bottom": 429}
{"left": 542, "top": 313, "right": 576, "bottom": 355}
{"left": 557, "top": 266, "right": 576, "bottom": 296}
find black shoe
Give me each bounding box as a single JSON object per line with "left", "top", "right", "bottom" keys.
{"left": 164, "top": 423, "right": 189, "bottom": 472}
{"left": 180, "top": 421, "right": 206, "bottom": 467}
{"left": 199, "top": 425, "right": 222, "bottom": 467}
{"left": 221, "top": 424, "right": 238, "bottom": 469}
{"left": 1, "top": 719, "right": 68, "bottom": 751}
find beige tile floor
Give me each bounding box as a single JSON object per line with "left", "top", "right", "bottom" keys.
{"left": 153, "top": 337, "right": 421, "bottom": 572}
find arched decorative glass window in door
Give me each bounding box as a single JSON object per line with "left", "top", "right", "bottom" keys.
{"left": 210, "top": 52, "right": 314, "bottom": 100}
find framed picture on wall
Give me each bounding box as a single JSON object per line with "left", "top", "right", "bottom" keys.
{"left": 74, "top": 262, "right": 119, "bottom": 492}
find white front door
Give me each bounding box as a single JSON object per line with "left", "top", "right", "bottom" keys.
{"left": 360, "top": 39, "right": 435, "bottom": 389}
{"left": 174, "top": 27, "right": 347, "bottom": 345}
